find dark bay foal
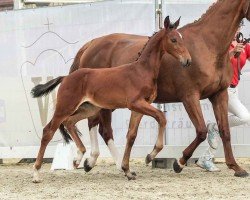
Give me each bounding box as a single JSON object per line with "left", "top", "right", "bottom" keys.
{"left": 31, "top": 16, "right": 191, "bottom": 182}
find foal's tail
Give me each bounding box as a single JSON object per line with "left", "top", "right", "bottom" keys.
{"left": 31, "top": 76, "right": 65, "bottom": 98}
{"left": 59, "top": 124, "right": 82, "bottom": 144}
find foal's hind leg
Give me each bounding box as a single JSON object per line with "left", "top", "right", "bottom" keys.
{"left": 33, "top": 116, "right": 66, "bottom": 183}
{"left": 122, "top": 100, "right": 166, "bottom": 180}
{"left": 63, "top": 103, "right": 101, "bottom": 169}
{"left": 62, "top": 119, "right": 86, "bottom": 169}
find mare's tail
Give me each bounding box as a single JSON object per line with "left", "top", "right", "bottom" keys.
{"left": 31, "top": 76, "right": 65, "bottom": 98}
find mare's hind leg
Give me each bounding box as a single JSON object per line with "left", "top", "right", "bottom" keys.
{"left": 122, "top": 100, "right": 166, "bottom": 180}
{"left": 98, "top": 109, "right": 122, "bottom": 170}
{"left": 63, "top": 103, "right": 101, "bottom": 169}
{"left": 87, "top": 109, "right": 121, "bottom": 171}
{"left": 210, "top": 90, "right": 248, "bottom": 177}
{"left": 84, "top": 126, "right": 100, "bottom": 172}
{"left": 173, "top": 95, "right": 207, "bottom": 173}
{"left": 33, "top": 116, "right": 67, "bottom": 183}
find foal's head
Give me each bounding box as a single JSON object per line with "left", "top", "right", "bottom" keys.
{"left": 162, "top": 16, "right": 191, "bottom": 67}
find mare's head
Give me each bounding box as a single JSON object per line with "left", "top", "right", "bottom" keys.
{"left": 163, "top": 16, "right": 191, "bottom": 67}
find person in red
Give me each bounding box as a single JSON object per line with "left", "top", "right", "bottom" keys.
{"left": 197, "top": 20, "right": 250, "bottom": 172}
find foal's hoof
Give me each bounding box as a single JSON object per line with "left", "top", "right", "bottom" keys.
{"left": 84, "top": 159, "right": 93, "bottom": 172}
{"left": 73, "top": 160, "right": 80, "bottom": 169}
{"left": 145, "top": 154, "right": 152, "bottom": 165}
{"left": 234, "top": 170, "right": 249, "bottom": 177}
{"left": 32, "top": 178, "right": 42, "bottom": 183}
{"left": 173, "top": 159, "right": 183, "bottom": 173}
{"left": 131, "top": 171, "right": 137, "bottom": 176}
{"left": 126, "top": 173, "right": 136, "bottom": 181}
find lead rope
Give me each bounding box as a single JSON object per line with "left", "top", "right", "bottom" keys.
{"left": 245, "top": 1, "right": 250, "bottom": 17}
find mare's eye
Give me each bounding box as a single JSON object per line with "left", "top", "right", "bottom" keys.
{"left": 171, "top": 38, "right": 177, "bottom": 43}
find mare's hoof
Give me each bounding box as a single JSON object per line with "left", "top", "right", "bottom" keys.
{"left": 234, "top": 170, "right": 249, "bottom": 177}
{"left": 145, "top": 154, "right": 152, "bottom": 165}
{"left": 173, "top": 159, "right": 183, "bottom": 173}
{"left": 84, "top": 159, "right": 93, "bottom": 172}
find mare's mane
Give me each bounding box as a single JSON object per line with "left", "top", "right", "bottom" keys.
{"left": 182, "top": 0, "right": 222, "bottom": 28}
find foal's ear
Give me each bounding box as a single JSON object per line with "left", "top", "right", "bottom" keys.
{"left": 164, "top": 16, "right": 170, "bottom": 30}
{"left": 173, "top": 17, "right": 181, "bottom": 29}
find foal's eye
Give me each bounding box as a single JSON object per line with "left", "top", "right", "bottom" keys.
{"left": 171, "top": 38, "right": 177, "bottom": 43}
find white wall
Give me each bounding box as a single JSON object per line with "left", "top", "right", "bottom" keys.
{"left": 0, "top": 1, "right": 156, "bottom": 151}
{"left": 1, "top": 0, "right": 250, "bottom": 158}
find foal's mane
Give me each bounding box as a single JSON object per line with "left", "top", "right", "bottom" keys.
{"left": 183, "top": 0, "right": 222, "bottom": 28}
{"left": 135, "top": 31, "right": 157, "bottom": 61}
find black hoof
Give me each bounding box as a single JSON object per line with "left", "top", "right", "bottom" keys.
{"left": 73, "top": 160, "right": 78, "bottom": 169}
{"left": 145, "top": 154, "right": 152, "bottom": 165}
{"left": 126, "top": 174, "right": 136, "bottom": 181}
{"left": 234, "top": 170, "right": 249, "bottom": 177}
{"left": 173, "top": 159, "right": 183, "bottom": 173}
{"left": 131, "top": 171, "right": 137, "bottom": 176}
{"left": 84, "top": 159, "right": 93, "bottom": 173}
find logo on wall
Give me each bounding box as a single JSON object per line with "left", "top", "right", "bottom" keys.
{"left": 0, "top": 99, "right": 6, "bottom": 123}
{"left": 20, "top": 17, "right": 79, "bottom": 140}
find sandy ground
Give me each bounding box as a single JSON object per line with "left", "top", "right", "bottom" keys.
{"left": 0, "top": 158, "right": 250, "bottom": 200}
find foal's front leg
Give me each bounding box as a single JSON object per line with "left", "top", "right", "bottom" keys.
{"left": 145, "top": 116, "right": 166, "bottom": 165}
{"left": 122, "top": 111, "right": 143, "bottom": 180}
{"left": 210, "top": 90, "right": 248, "bottom": 177}
{"left": 33, "top": 117, "right": 66, "bottom": 183}
{"left": 122, "top": 100, "right": 166, "bottom": 180}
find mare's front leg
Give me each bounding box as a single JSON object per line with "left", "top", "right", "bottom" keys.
{"left": 173, "top": 95, "right": 207, "bottom": 173}
{"left": 210, "top": 89, "right": 248, "bottom": 177}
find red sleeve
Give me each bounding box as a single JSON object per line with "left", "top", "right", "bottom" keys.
{"left": 245, "top": 43, "right": 250, "bottom": 59}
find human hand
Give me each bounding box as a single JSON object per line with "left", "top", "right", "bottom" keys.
{"left": 233, "top": 43, "right": 244, "bottom": 54}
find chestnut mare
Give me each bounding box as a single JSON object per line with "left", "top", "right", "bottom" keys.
{"left": 31, "top": 17, "right": 191, "bottom": 182}
{"left": 63, "top": 0, "right": 250, "bottom": 178}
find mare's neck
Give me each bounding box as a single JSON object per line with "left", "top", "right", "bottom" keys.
{"left": 137, "top": 30, "right": 165, "bottom": 78}
{"left": 187, "top": 0, "right": 244, "bottom": 55}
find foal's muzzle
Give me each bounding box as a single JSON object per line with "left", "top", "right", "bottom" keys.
{"left": 180, "top": 57, "right": 192, "bottom": 67}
